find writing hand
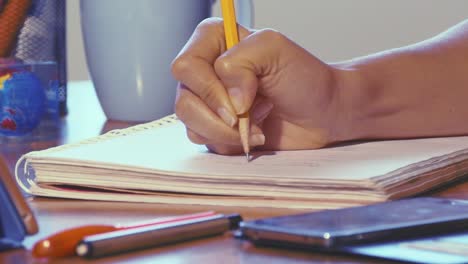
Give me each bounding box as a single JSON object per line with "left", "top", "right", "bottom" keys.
{"left": 172, "top": 18, "right": 351, "bottom": 155}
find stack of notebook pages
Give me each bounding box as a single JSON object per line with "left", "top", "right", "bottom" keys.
{"left": 15, "top": 115, "right": 468, "bottom": 210}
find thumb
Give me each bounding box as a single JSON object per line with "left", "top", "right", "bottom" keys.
{"left": 214, "top": 29, "right": 284, "bottom": 115}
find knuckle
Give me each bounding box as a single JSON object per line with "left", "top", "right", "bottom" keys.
{"left": 197, "top": 17, "right": 224, "bottom": 31}
{"left": 214, "top": 55, "right": 236, "bottom": 77}
{"left": 171, "top": 56, "right": 192, "bottom": 81}
{"left": 256, "top": 28, "right": 286, "bottom": 44}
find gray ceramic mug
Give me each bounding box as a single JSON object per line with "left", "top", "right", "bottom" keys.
{"left": 80, "top": 0, "right": 253, "bottom": 122}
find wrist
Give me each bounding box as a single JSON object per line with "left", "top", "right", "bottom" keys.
{"left": 330, "top": 62, "right": 370, "bottom": 143}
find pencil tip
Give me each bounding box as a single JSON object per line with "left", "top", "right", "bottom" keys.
{"left": 246, "top": 153, "right": 251, "bottom": 162}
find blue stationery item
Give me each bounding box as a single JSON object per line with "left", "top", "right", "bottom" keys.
{"left": 0, "top": 179, "right": 27, "bottom": 250}
{"left": 0, "top": 70, "right": 46, "bottom": 136}
{"left": 0, "top": 161, "right": 38, "bottom": 251}
{"left": 0, "top": 60, "right": 63, "bottom": 138}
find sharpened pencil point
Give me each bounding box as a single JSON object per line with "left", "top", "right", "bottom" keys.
{"left": 246, "top": 153, "right": 251, "bottom": 162}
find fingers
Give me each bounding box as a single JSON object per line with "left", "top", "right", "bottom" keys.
{"left": 180, "top": 86, "right": 269, "bottom": 155}
{"left": 250, "top": 95, "right": 274, "bottom": 124}
{"left": 172, "top": 18, "right": 251, "bottom": 127}
{"left": 186, "top": 128, "right": 209, "bottom": 145}
{"left": 214, "top": 57, "right": 257, "bottom": 115}
{"left": 199, "top": 123, "right": 266, "bottom": 155}
{"left": 173, "top": 19, "right": 288, "bottom": 155}
{"left": 214, "top": 29, "right": 288, "bottom": 115}
{"left": 176, "top": 83, "right": 239, "bottom": 144}
{"left": 178, "top": 83, "right": 268, "bottom": 155}
{"left": 206, "top": 144, "right": 243, "bottom": 156}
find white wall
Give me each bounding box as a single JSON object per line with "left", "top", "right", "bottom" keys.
{"left": 67, "top": 0, "right": 468, "bottom": 81}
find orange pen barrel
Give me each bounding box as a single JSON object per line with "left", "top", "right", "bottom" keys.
{"left": 32, "top": 211, "right": 217, "bottom": 258}
{"left": 33, "top": 225, "right": 118, "bottom": 258}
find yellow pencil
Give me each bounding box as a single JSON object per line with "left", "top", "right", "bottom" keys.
{"left": 220, "top": 0, "right": 250, "bottom": 161}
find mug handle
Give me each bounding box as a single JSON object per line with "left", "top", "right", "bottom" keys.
{"left": 235, "top": 0, "right": 254, "bottom": 28}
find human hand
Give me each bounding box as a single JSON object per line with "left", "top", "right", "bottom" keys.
{"left": 172, "top": 18, "right": 353, "bottom": 155}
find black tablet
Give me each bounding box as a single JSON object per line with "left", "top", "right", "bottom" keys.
{"left": 240, "top": 197, "right": 468, "bottom": 249}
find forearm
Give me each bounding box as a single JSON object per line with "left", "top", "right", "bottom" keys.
{"left": 336, "top": 19, "right": 468, "bottom": 140}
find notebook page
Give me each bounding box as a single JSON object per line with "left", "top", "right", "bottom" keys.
{"left": 27, "top": 120, "right": 468, "bottom": 182}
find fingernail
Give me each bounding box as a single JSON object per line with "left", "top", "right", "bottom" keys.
{"left": 249, "top": 133, "right": 265, "bottom": 146}
{"left": 227, "top": 88, "right": 244, "bottom": 114}
{"left": 217, "top": 107, "right": 237, "bottom": 127}
{"left": 253, "top": 102, "right": 274, "bottom": 123}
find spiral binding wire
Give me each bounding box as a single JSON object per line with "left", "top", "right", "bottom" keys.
{"left": 15, "top": 114, "right": 178, "bottom": 193}
{"left": 27, "top": 114, "right": 178, "bottom": 156}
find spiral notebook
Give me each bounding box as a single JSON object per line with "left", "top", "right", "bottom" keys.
{"left": 14, "top": 115, "right": 468, "bottom": 210}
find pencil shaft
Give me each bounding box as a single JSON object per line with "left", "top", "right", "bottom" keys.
{"left": 238, "top": 113, "right": 250, "bottom": 157}
{"left": 221, "top": 0, "right": 250, "bottom": 158}
{"left": 220, "top": 0, "right": 239, "bottom": 48}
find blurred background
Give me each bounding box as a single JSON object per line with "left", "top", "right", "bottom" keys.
{"left": 66, "top": 0, "right": 468, "bottom": 81}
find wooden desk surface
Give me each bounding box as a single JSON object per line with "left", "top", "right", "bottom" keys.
{"left": 1, "top": 81, "right": 468, "bottom": 264}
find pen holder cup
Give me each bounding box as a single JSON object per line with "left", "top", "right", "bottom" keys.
{"left": 0, "top": 0, "right": 67, "bottom": 138}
